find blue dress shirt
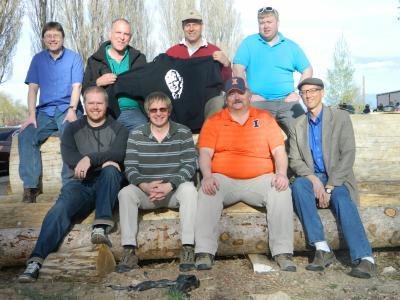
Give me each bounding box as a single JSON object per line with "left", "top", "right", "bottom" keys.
{"left": 308, "top": 109, "right": 326, "bottom": 174}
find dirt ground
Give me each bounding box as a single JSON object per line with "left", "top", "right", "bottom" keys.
{"left": 0, "top": 249, "right": 399, "bottom": 300}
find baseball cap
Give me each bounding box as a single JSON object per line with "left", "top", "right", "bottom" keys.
{"left": 182, "top": 9, "right": 202, "bottom": 22}
{"left": 224, "top": 77, "right": 246, "bottom": 94}
{"left": 297, "top": 77, "right": 324, "bottom": 90}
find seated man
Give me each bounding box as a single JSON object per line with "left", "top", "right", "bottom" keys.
{"left": 18, "top": 86, "right": 129, "bottom": 283}
{"left": 195, "top": 77, "right": 296, "bottom": 272}
{"left": 116, "top": 92, "right": 197, "bottom": 273}
{"left": 290, "top": 77, "right": 376, "bottom": 279}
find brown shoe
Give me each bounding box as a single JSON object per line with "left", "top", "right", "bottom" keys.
{"left": 179, "top": 245, "right": 195, "bottom": 272}
{"left": 115, "top": 247, "right": 139, "bottom": 273}
{"left": 22, "top": 188, "right": 40, "bottom": 203}
{"left": 274, "top": 253, "right": 297, "bottom": 272}
{"left": 349, "top": 259, "right": 376, "bottom": 279}
{"left": 306, "top": 250, "right": 335, "bottom": 271}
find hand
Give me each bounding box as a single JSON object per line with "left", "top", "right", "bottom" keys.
{"left": 96, "top": 73, "right": 117, "bottom": 87}
{"left": 149, "top": 182, "right": 173, "bottom": 201}
{"left": 74, "top": 156, "right": 91, "bottom": 179}
{"left": 102, "top": 161, "right": 121, "bottom": 172}
{"left": 201, "top": 175, "right": 219, "bottom": 196}
{"left": 271, "top": 173, "right": 289, "bottom": 192}
{"left": 63, "top": 108, "right": 78, "bottom": 124}
{"left": 139, "top": 180, "right": 163, "bottom": 194}
{"left": 212, "top": 51, "right": 230, "bottom": 67}
{"left": 318, "top": 192, "right": 331, "bottom": 208}
{"left": 20, "top": 115, "right": 37, "bottom": 131}
{"left": 308, "top": 176, "right": 325, "bottom": 201}
{"left": 284, "top": 92, "right": 300, "bottom": 103}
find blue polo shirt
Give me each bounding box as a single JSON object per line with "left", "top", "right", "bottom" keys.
{"left": 308, "top": 109, "right": 326, "bottom": 174}
{"left": 233, "top": 33, "right": 310, "bottom": 100}
{"left": 25, "top": 48, "right": 84, "bottom": 116}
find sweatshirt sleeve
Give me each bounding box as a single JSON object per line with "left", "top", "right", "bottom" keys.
{"left": 61, "top": 122, "right": 85, "bottom": 168}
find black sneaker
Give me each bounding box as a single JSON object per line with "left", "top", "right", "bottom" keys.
{"left": 115, "top": 247, "right": 139, "bottom": 273}
{"left": 18, "top": 261, "right": 41, "bottom": 283}
{"left": 91, "top": 227, "right": 112, "bottom": 247}
{"left": 179, "top": 245, "right": 195, "bottom": 272}
{"left": 195, "top": 253, "right": 214, "bottom": 270}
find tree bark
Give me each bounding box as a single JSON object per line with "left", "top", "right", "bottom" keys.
{"left": 1, "top": 204, "right": 398, "bottom": 268}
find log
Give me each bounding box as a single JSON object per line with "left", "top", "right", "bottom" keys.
{"left": 1, "top": 203, "right": 399, "bottom": 268}
{"left": 8, "top": 114, "right": 400, "bottom": 199}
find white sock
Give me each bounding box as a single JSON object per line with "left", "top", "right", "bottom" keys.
{"left": 314, "top": 241, "right": 331, "bottom": 252}
{"left": 361, "top": 256, "right": 375, "bottom": 264}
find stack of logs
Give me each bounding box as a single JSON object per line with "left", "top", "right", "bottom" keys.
{"left": 0, "top": 113, "right": 399, "bottom": 280}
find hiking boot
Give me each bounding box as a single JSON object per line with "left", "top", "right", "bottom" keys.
{"left": 349, "top": 259, "right": 377, "bottom": 279}
{"left": 115, "top": 247, "right": 139, "bottom": 273}
{"left": 22, "top": 188, "right": 40, "bottom": 203}
{"left": 179, "top": 245, "right": 195, "bottom": 272}
{"left": 91, "top": 227, "right": 112, "bottom": 247}
{"left": 274, "top": 253, "right": 297, "bottom": 272}
{"left": 195, "top": 253, "right": 214, "bottom": 270}
{"left": 18, "top": 261, "right": 41, "bottom": 283}
{"left": 306, "top": 250, "right": 335, "bottom": 271}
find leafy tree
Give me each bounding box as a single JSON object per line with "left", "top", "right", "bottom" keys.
{"left": 326, "top": 36, "right": 359, "bottom": 106}
{"left": 0, "top": 93, "right": 27, "bottom": 126}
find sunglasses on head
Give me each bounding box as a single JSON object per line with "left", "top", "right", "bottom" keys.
{"left": 149, "top": 107, "right": 168, "bottom": 114}
{"left": 258, "top": 6, "right": 277, "bottom": 15}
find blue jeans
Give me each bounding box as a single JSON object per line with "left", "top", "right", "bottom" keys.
{"left": 117, "top": 108, "right": 148, "bottom": 131}
{"left": 18, "top": 109, "right": 81, "bottom": 188}
{"left": 291, "top": 173, "right": 372, "bottom": 262}
{"left": 29, "top": 166, "right": 124, "bottom": 261}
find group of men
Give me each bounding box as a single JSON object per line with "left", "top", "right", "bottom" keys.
{"left": 17, "top": 6, "right": 376, "bottom": 283}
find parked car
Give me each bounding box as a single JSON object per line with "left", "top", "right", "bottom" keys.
{"left": 0, "top": 127, "right": 19, "bottom": 176}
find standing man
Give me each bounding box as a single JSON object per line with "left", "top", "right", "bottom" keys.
{"left": 18, "top": 86, "right": 128, "bottom": 283}
{"left": 19, "top": 21, "right": 84, "bottom": 203}
{"left": 166, "top": 9, "right": 232, "bottom": 117}
{"left": 116, "top": 92, "right": 198, "bottom": 273}
{"left": 83, "top": 18, "right": 147, "bottom": 130}
{"left": 290, "top": 78, "right": 376, "bottom": 279}
{"left": 233, "top": 7, "right": 312, "bottom": 135}
{"left": 195, "top": 77, "right": 296, "bottom": 272}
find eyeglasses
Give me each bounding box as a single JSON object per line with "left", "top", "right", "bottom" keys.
{"left": 299, "top": 88, "right": 322, "bottom": 96}
{"left": 149, "top": 107, "right": 169, "bottom": 114}
{"left": 44, "top": 34, "right": 63, "bottom": 40}
{"left": 258, "top": 6, "right": 277, "bottom": 15}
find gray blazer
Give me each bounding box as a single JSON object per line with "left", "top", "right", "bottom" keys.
{"left": 289, "top": 105, "right": 359, "bottom": 204}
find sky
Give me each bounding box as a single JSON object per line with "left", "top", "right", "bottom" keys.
{"left": 0, "top": 0, "right": 399, "bottom": 107}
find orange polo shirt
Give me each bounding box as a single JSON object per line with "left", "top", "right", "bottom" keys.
{"left": 198, "top": 107, "right": 284, "bottom": 179}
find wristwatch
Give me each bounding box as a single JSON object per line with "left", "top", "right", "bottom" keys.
{"left": 325, "top": 186, "right": 334, "bottom": 194}
{"left": 68, "top": 105, "right": 76, "bottom": 111}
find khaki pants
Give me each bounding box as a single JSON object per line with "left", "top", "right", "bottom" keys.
{"left": 118, "top": 182, "right": 198, "bottom": 246}
{"left": 195, "top": 173, "right": 294, "bottom": 256}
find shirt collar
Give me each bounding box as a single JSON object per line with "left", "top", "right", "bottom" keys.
{"left": 308, "top": 108, "right": 323, "bottom": 125}
{"left": 105, "top": 44, "right": 128, "bottom": 61}
{"left": 143, "top": 121, "right": 177, "bottom": 140}
{"left": 179, "top": 37, "right": 208, "bottom": 48}
{"left": 46, "top": 47, "right": 65, "bottom": 60}
{"left": 258, "top": 32, "right": 285, "bottom": 46}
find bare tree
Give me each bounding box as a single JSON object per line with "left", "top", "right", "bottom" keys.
{"left": 159, "top": 0, "right": 196, "bottom": 50}
{"left": 200, "top": 0, "right": 242, "bottom": 59}
{"left": 58, "top": 0, "right": 108, "bottom": 64}
{"left": 27, "top": 0, "right": 58, "bottom": 55}
{"left": 0, "top": 0, "right": 24, "bottom": 84}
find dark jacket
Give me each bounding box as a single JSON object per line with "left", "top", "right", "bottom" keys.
{"left": 82, "top": 41, "right": 146, "bottom": 118}
{"left": 61, "top": 116, "right": 129, "bottom": 179}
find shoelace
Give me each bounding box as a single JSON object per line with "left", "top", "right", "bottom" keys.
{"left": 26, "top": 262, "right": 40, "bottom": 273}
{"left": 182, "top": 248, "right": 194, "bottom": 262}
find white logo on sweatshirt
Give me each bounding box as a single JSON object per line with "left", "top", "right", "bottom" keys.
{"left": 165, "top": 69, "right": 183, "bottom": 100}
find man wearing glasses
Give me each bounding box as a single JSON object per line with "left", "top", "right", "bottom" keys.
{"left": 289, "top": 78, "right": 376, "bottom": 279}
{"left": 233, "top": 7, "right": 312, "bottom": 135}
{"left": 18, "top": 21, "right": 84, "bottom": 203}
{"left": 116, "top": 92, "right": 198, "bottom": 273}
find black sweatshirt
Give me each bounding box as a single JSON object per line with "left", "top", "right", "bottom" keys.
{"left": 111, "top": 54, "right": 223, "bottom": 131}
{"left": 61, "top": 116, "right": 129, "bottom": 179}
